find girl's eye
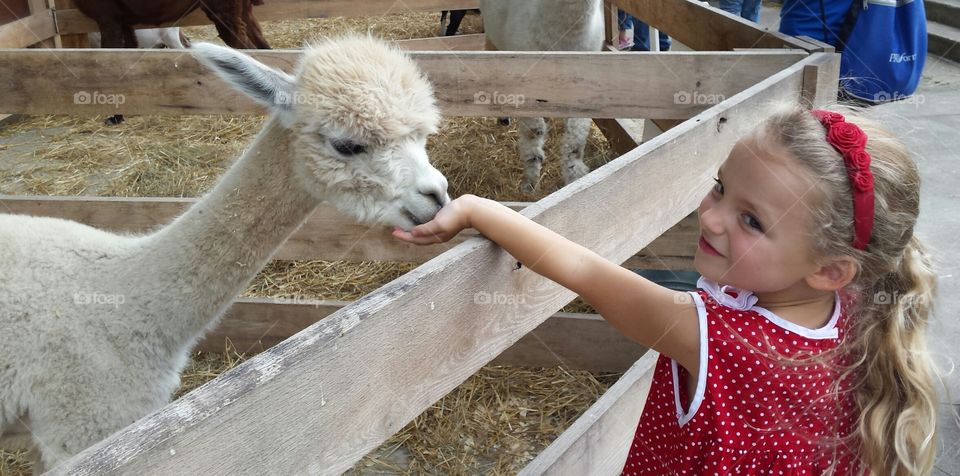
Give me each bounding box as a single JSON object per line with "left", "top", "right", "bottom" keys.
{"left": 742, "top": 213, "right": 763, "bottom": 232}
{"left": 330, "top": 139, "right": 366, "bottom": 156}
{"left": 712, "top": 177, "right": 724, "bottom": 195}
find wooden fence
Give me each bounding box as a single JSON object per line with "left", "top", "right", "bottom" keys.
{"left": 0, "top": 0, "right": 841, "bottom": 473}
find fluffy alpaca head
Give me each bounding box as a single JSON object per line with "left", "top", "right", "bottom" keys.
{"left": 191, "top": 36, "right": 448, "bottom": 230}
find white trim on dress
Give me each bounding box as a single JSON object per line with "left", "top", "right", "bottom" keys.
{"left": 672, "top": 291, "right": 708, "bottom": 427}
{"left": 697, "top": 277, "right": 841, "bottom": 340}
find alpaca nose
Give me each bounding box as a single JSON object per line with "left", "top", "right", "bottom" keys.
{"left": 420, "top": 189, "right": 448, "bottom": 208}
{"left": 417, "top": 169, "right": 449, "bottom": 209}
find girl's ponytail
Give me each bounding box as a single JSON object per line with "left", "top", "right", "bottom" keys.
{"left": 856, "top": 235, "right": 938, "bottom": 475}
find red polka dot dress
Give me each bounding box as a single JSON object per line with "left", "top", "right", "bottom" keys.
{"left": 621, "top": 278, "right": 862, "bottom": 475}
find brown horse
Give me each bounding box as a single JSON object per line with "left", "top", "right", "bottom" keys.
{"left": 75, "top": 0, "right": 269, "bottom": 49}
{"left": 76, "top": 0, "right": 269, "bottom": 125}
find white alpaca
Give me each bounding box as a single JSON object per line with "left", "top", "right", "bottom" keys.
{"left": 0, "top": 36, "right": 448, "bottom": 472}
{"left": 481, "top": 0, "right": 604, "bottom": 193}
{"left": 89, "top": 27, "right": 190, "bottom": 49}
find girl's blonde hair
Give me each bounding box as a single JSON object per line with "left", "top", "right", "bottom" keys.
{"left": 761, "top": 105, "right": 939, "bottom": 475}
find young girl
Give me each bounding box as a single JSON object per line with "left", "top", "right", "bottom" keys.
{"left": 393, "top": 105, "right": 939, "bottom": 475}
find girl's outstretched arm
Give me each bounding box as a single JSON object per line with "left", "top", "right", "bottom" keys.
{"left": 393, "top": 195, "right": 700, "bottom": 372}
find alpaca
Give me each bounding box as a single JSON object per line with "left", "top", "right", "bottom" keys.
{"left": 74, "top": 0, "right": 269, "bottom": 49}
{"left": 89, "top": 27, "right": 190, "bottom": 49}
{"left": 481, "top": 0, "right": 604, "bottom": 192}
{"left": 0, "top": 36, "right": 448, "bottom": 472}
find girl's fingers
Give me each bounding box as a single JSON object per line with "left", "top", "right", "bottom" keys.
{"left": 392, "top": 227, "right": 443, "bottom": 245}
{"left": 392, "top": 227, "right": 413, "bottom": 241}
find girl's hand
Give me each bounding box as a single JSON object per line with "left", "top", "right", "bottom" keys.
{"left": 392, "top": 194, "right": 477, "bottom": 245}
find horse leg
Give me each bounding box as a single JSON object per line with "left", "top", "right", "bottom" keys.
{"left": 122, "top": 24, "right": 138, "bottom": 48}
{"left": 445, "top": 10, "right": 468, "bottom": 36}
{"left": 244, "top": 3, "right": 270, "bottom": 49}
{"left": 202, "top": 5, "right": 250, "bottom": 49}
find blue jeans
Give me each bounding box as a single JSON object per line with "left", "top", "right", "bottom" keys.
{"left": 618, "top": 10, "right": 633, "bottom": 30}
{"left": 618, "top": 11, "right": 671, "bottom": 51}
{"left": 634, "top": 21, "right": 671, "bottom": 51}
{"left": 719, "top": 0, "right": 762, "bottom": 23}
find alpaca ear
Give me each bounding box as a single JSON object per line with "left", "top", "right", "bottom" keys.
{"left": 191, "top": 42, "right": 296, "bottom": 115}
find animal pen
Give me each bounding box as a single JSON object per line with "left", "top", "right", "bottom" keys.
{"left": 0, "top": 0, "right": 841, "bottom": 473}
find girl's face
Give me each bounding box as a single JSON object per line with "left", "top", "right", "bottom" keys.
{"left": 694, "top": 134, "right": 823, "bottom": 294}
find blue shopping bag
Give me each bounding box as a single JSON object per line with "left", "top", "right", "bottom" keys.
{"left": 840, "top": 0, "right": 928, "bottom": 102}
{"left": 779, "top": 0, "right": 927, "bottom": 103}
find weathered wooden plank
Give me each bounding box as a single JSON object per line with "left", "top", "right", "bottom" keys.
{"left": 519, "top": 352, "right": 659, "bottom": 475}
{"left": 55, "top": 0, "right": 481, "bottom": 34}
{"left": 593, "top": 118, "right": 645, "bottom": 156}
{"left": 796, "top": 35, "right": 836, "bottom": 53}
{"left": 205, "top": 299, "right": 647, "bottom": 372}
{"left": 0, "top": 195, "right": 697, "bottom": 266}
{"left": 0, "top": 10, "right": 55, "bottom": 48}
{"left": 610, "top": 0, "right": 813, "bottom": 51}
{"left": 800, "top": 53, "right": 841, "bottom": 108}
{"left": 0, "top": 195, "right": 466, "bottom": 263}
{"left": 25, "top": 0, "right": 58, "bottom": 48}
{"left": 626, "top": 254, "right": 694, "bottom": 271}
{"left": 394, "top": 33, "right": 485, "bottom": 51}
{"left": 0, "top": 49, "right": 805, "bottom": 118}
{"left": 49, "top": 52, "right": 821, "bottom": 476}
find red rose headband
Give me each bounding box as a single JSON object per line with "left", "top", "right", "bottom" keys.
{"left": 811, "top": 110, "right": 874, "bottom": 250}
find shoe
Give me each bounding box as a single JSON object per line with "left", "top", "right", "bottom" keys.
{"left": 617, "top": 29, "right": 634, "bottom": 50}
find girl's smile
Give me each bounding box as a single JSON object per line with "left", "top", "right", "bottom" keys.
{"left": 693, "top": 134, "right": 824, "bottom": 297}
{"left": 698, "top": 236, "right": 724, "bottom": 257}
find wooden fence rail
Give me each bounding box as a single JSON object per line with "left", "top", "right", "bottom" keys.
{"left": 0, "top": 196, "right": 699, "bottom": 269}
{"left": 203, "top": 298, "right": 648, "bottom": 373}
{"left": 0, "top": 10, "right": 55, "bottom": 48}
{"left": 0, "top": 49, "right": 806, "bottom": 118}
{"left": 48, "top": 52, "right": 832, "bottom": 476}
{"left": 520, "top": 351, "right": 659, "bottom": 475}
{"left": 609, "top": 0, "right": 816, "bottom": 51}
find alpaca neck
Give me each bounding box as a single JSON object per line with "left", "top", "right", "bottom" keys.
{"left": 139, "top": 115, "right": 321, "bottom": 348}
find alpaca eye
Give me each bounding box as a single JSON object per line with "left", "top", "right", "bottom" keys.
{"left": 330, "top": 139, "right": 366, "bottom": 156}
